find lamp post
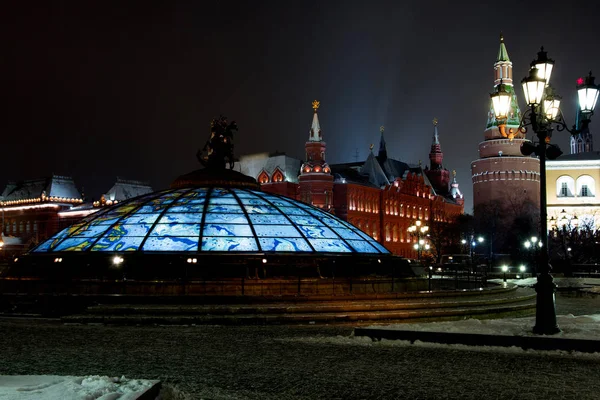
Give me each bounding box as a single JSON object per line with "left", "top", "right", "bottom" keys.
{"left": 408, "top": 219, "right": 429, "bottom": 263}
{"left": 491, "top": 47, "right": 599, "bottom": 334}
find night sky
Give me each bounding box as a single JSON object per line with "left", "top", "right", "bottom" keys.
{"left": 4, "top": 1, "right": 600, "bottom": 213}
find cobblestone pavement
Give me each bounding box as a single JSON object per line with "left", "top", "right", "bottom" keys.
{"left": 1, "top": 294, "right": 600, "bottom": 400}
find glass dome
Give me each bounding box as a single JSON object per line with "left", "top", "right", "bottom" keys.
{"left": 33, "top": 187, "right": 389, "bottom": 255}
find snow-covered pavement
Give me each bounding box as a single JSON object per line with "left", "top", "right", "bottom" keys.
{"left": 0, "top": 375, "right": 159, "bottom": 400}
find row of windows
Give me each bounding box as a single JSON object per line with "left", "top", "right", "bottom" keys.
{"left": 556, "top": 175, "right": 595, "bottom": 198}
{"left": 384, "top": 201, "right": 429, "bottom": 220}
{"left": 5, "top": 221, "right": 39, "bottom": 235}
{"left": 348, "top": 193, "right": 379, "bottom": 213}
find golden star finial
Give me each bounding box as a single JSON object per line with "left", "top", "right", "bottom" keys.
{"left": 432, "top": 118, "right": 438, "bottom": 126}
{"left": 369, "top": 143, "right": 374, "bottom": 151}
{"left": 380, "top": 126, "right": 385, "bottom": 133}
{"left": 312, "top": 100, "right": 320, "bottom": 111}
{"left": 452, "top": 169, "right": 456, "bottom": 177}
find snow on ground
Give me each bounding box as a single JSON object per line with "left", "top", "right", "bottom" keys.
{"left": 0, "top": 375, "right": 158, "bottom": 400}
{"left": 365, "top": 314, "right": 600, "bottom": 339}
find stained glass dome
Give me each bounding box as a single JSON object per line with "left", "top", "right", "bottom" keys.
{"left": 33, "top": 187, "right": 389, "bottom": 255}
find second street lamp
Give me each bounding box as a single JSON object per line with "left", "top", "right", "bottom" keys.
{"left": 491, "top": 47, "right": 599, "bottom": 335}
{"left": 408, "top": 220, "right": 429, "bottom": 263}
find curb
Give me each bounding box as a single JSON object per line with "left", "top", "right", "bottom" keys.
{"left": 353, "top": 328, "right": 600, "bottom": 353}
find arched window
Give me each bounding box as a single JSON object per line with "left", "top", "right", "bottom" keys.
{"left": 556, "top": 175, "right": 575, "bottom": 197}
{"left": 576, "top": 175, "right": 595, "bottom": 197}
{"left": 392, "top": 225, "right": 398, "bottom": 242}
{"left": 385, "top": 224, "right": 391, "bottom": 241}
{"left": 272, "top": 168, "right": 284, "bottom": 183}
{"left": 257, "top": 170, "right": 270, "bottom": 184}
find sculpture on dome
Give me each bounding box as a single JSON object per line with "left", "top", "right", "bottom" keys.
{"left": 197, "top": 115, "right": 238, "bottom": 169}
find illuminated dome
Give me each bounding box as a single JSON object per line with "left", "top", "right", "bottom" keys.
{"left": 33, "top": 187, "right": 389, "bottom": 255}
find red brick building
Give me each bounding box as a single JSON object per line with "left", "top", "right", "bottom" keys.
{"left": 236, "top": 102, "right": 464, "bottom": 258}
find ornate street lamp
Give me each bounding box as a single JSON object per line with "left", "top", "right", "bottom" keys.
{"left": 490, "top": 47, "right": 599, "bottom": 335}
{"left": 408, "top": 220, "right": 429, "bottom": 262}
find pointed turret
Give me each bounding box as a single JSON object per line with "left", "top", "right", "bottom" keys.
{"left": 429, "top": 118, "right": 443, "bottom": 168}
{"left": 377, "top": 125, "right": 388, "bottom": 163}
{"left": 497, "top": 33, "right": 510, "bottom": 62}
{"left": 425, "top": 118, "right": 450, "bottom": 194}
{"left": 449, "top": 170, "right": 464, "bottom": 206}
{"left": 308, "top": 100, "right": 322, "bottom": 142}
{"left": 299, "top": 100, "right": 333, "bottom": 210}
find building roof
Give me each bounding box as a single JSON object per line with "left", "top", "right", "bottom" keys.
{"left": 103, "top": 178, "right": 153, "bottom": 202}
{"left": 33, "top": 187, "right": 389, "bottom": 255}
{"left": 553, "top": 151, "right": 600, "bottom": 161}
{"left": 235, "top": 153, "right": 302, "bottom": 183}
{"left": 360, "top": 152, "right": 390, "bottom": 187}
{"left": 0, "top": 175, "right": 82, "bottom": 202}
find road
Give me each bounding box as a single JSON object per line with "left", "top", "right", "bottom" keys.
{"left": 2, "top": 293, "right": 600, "bottom": 399}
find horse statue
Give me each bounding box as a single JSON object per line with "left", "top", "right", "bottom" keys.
{"left": 197, "top": 115, "right": 238, "bottom": 169}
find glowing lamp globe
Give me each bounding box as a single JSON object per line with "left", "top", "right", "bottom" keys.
{"left": 522, "top": 68, "right": 546, "bottom": 106}
{"left": 490, "top": 83, "right": 512, "bottom": 120}
{"left": 577, "top": 73, "right": 600, "bottom": 114}
{"left": 532, "top": 47, "right": 554, "bottom": 86}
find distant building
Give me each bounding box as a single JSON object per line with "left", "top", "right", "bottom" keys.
{"left": 0, "top": 176, "right": 153, "bottom": 250}
{"left": 236, "top": 102, "right": 464, "bottom": 258}
{"left": 547, "top": 152, "right": 600, "bottom": 230}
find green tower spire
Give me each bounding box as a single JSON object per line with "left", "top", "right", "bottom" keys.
{"left": 497, "top": 33, "right": 510, "bottom": 62}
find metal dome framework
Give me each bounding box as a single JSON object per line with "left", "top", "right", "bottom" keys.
{"left": 33, "top": 187, "right": 389, "bottom": 255}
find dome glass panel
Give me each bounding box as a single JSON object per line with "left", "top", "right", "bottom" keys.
{"left": 33, "top": 187, "right": 390, "bottom": 255}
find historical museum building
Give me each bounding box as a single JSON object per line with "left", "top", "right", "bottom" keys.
{"left": 236, "top": 102, "right": 464, "bottom": 258}
{"left": 547, "top": 149, "right": 600, "bottom": 230}
{"left": 0, "top": 176, "right": 152, "bottom": 251}
{"left": 471, "top": 35, "right": 541, "bottom": 211}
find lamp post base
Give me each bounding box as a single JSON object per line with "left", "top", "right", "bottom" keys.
{"left": 533, "top": 272, "right": 561, "bottom": 335}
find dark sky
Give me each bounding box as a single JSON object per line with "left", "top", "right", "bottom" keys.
{"left": 3, "top": 1, "right": 600, "bottom": 213}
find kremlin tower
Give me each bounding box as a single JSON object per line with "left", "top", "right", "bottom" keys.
{"left": 425, "top": 118, "right": 451, "bottom": 195}
{"left": 471, "top": 35, "right": 540, "bottom": 212}
{"left": 299, "top": 100, "right": 334, "bottom": 211}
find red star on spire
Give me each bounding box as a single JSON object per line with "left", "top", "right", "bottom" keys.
{"left": 577, "top": 77, "right": 585, "bottom": 85}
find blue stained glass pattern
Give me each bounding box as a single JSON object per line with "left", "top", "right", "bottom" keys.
{"left": 118, "top": 214, "right": 160, "bottom": 225}
{"left": 253, "top": 225, "right": 301, "bottom": 237}
{"left": 262, "top": 198, "right": 294, "bottom": 207}
{"left": 142, "top": 236, "right": 198, "bottom": 251}
{"left": 208, "top": 196, "right": 239, "bottom": 205}
{"left": 206, "top": 204, "right": 243, "bottom": 213}
{"left": 92, "top": 236, "right": 145, "bottom": 252}
{"left": 239, "top": 198, "right": 270, "bottom": 206}
{"left": 288, "top": 215, "right": 321, "bottom": 226}
{"left": 308, "top": 239, "right": 353, "bottom": 253}
{"left": 249, "top": 214, "right": 289, "bottom": 225}
{"left": 31, "top": 186, "right": 390, "bottom": 255}
{"left": 297, "top": 225, "right": 338, "bottom": 239}
{"left": 346, "top": 240, "right": 377, "bottom": 253}
{"left": 158, "top": 213, "right": 203, "bottom": 224}
{"left": 204, "top": 213, "right": 248, "bottom": 224}
{"left": 54, "top": 238, "right": 95, "bottom": 252}
{"left": 105, "top": 224, "right": 152, "bottom": 238}
{"left": 244, "top": 205, "right": 278, "bottom": 214}
{"left": 202, "top": 224, "right": 253, "bottom": 237}
{"left": 150, "top": 223, "right": 201, "bottom": 237}
{"left": 73, "top": 223, "right": 116, "bottom": 238}
{"left": 167, "top": 204, "right": 205, "bottom": 213}
{"left": 201, "top": 237, "right": 258, "bottom": 251}
{"left": 32, "top": 239, "right": 52, "bottom": 252}
{"left": 259, "top": 238, "right": 312, "bottom": 252}
{"left": 369, "top": 241, "right": 389, "bottom": 253}
{"left": 333, "top": 228, "right": 364, "bottom": 241}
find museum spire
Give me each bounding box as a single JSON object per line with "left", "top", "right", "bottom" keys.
{"left": 308, "top": 100, "right": 322, "bottom": 142}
